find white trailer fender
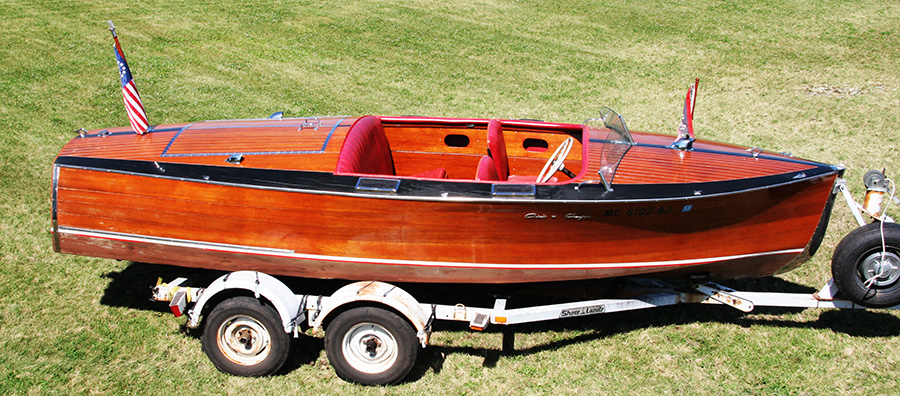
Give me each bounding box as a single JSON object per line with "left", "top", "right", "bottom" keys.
{"left": 186, "top": 271, "right": 300, "bottom": 333}
{"left": 313, "top": 281, "right": 431, "bottom": 346}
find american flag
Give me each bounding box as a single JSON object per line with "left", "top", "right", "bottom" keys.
{"left": 677, "top": 78, "right": 699, "bottom": 140}
{"left": 111, "top": 22, "right": 149, "bottom": 135}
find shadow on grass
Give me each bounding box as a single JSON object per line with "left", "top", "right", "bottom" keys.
{"left": 100, "top": 262, "right": 900, "bottom": 382}
{"left": 404, "top": 303, "right": 900, "bottom": 383}
{"left": 100, "top": 262, "right": 227, "bottom": 313}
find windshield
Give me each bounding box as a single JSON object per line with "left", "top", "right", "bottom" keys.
{"left": 584, "top": 107, "right": 634, "bottom": 183}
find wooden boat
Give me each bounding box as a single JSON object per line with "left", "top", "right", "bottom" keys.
{"left": 52, "top": 109, "right": 842, "bottom": 283}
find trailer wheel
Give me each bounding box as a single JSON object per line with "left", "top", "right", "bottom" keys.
{"left": 832, "top": 222, "right": 900, "bottom": 308}
{"left": 201, "top": 296, "right": 290, "bottom": 376}
{"left": 324, "top": 307, "right": 417, "bottom": 385}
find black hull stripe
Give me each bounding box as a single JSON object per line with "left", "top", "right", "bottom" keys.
{"left": 54, "top": 156, "right": 840, "bottom": 203}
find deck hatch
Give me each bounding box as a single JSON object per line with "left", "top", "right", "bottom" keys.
{"left": 160, "top": 117, "right": 348, "bottom": 157}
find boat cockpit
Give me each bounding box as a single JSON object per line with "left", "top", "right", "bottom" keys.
{"left": 335, "top": 115, "right": 592, "bottom": 184}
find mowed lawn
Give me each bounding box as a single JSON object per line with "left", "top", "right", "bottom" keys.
{"left": 2, "top": 0, "right": 900, "bottom": 394}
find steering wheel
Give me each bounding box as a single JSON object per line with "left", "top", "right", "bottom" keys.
{"left": 536, "top": 137, "right": 575, "bottom": 183}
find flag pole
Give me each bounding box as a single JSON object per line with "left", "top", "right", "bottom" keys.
{"left": 669, "top": 78, "right": 700, "bottom": 151}
{"left": 108, "top": 21, "right": 150, "bottom": 135}
{"left": 687, "top": 77, "right": 699, "bottom": 139}
{"left": 109, "top": 21, "right": 126, "bottom": 60}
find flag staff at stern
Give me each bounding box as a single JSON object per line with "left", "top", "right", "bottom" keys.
{"left": 108, "top": 21, "right": 149, "bottom": 135}
{"left": 670, "top": 78, "right": 699, "bottom": 151}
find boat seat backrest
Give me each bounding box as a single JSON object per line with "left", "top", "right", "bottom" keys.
{"left": 336, "top": 116, "right": 395, "bottom": 175}
{"left": 487, "top": 119, "right": 509, "bottom": 181}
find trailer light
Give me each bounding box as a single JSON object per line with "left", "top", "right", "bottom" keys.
{"left": 494, "top": 316, "right": 507, "bottom": 323}
{"left": 169, "top": 289, "right": 187, "bottom": 317}
{"left": 469, "top": 313, "right": 489, "bottom": 331}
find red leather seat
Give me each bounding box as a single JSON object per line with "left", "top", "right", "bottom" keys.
{"left": 413, "top": 167, "right": 448, "bottom": 179}
{"left": 336, "top": 116, "right": 395, "bottom": 175}
{"left": 485, "top": 119, "right": 556, "bottom": 183}
{"left": 337, "top": 116, "right": 447, "bottom": 178}
{"left": 475, "top": 156, "right": 498, "bottom": 181}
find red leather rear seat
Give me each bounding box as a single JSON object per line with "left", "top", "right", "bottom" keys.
{"left": 336, "top": 116, "right": 395, "bottom": 175}
{"left": 336, "top": 116, "right": 447, "bottom": 179}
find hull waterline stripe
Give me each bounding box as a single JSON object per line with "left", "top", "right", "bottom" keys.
{"left": 58, "top": 227, "right": 805, "bottom": 271}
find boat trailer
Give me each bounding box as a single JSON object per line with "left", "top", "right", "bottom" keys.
{"left": 151, "top": 173, "right": 899, "bottom": 385}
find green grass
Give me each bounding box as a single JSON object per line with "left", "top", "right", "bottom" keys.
{"left": 2, "top": 0, "right": 900, "bottom": 394}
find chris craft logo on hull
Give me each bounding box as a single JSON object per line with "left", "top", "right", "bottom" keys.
{"left": 525, "top": 206, "right": 681, "bottom": 220}
{"left": 525, "top": 212, "right": 593, "bottom": 220}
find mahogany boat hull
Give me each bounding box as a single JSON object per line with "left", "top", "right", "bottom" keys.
{"left": 52, "top": 115, "right": 842, "bottom": 283}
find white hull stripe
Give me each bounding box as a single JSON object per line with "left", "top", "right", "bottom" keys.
{"left": 59, "top": 227, "right": 805, "bottom": 271}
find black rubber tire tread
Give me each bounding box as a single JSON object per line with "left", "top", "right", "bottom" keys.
{"left": 324, "top": 307, "right": 418, "bottom": 385}
{"left": 832, "top": 222, "right": 900, "bottom": 308}
{"left": 201, "top": 296, "right": 290, "bottom": 376}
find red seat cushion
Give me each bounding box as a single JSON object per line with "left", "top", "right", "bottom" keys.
{"left": 412, "top": 168, "right": 448, "bottom": 179}
{"left": 475, "top": 156, "right": 498, "bottom": 181}
{"left": 335, "top": 116, "right": 394, "bottom": 175}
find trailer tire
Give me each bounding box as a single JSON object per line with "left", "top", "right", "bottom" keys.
{"left": 832, "top": 222, "right": 900, "bottom": 308}
{"left": 201, "top": 296, "right": 290, "bottom": 376}
{"left": 324, "top": 307, "right": 417, "bottom": 385}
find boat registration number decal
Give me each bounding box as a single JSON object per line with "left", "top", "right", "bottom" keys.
{"left": 559, "top": 305, "right": 606, "bottom": 318}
